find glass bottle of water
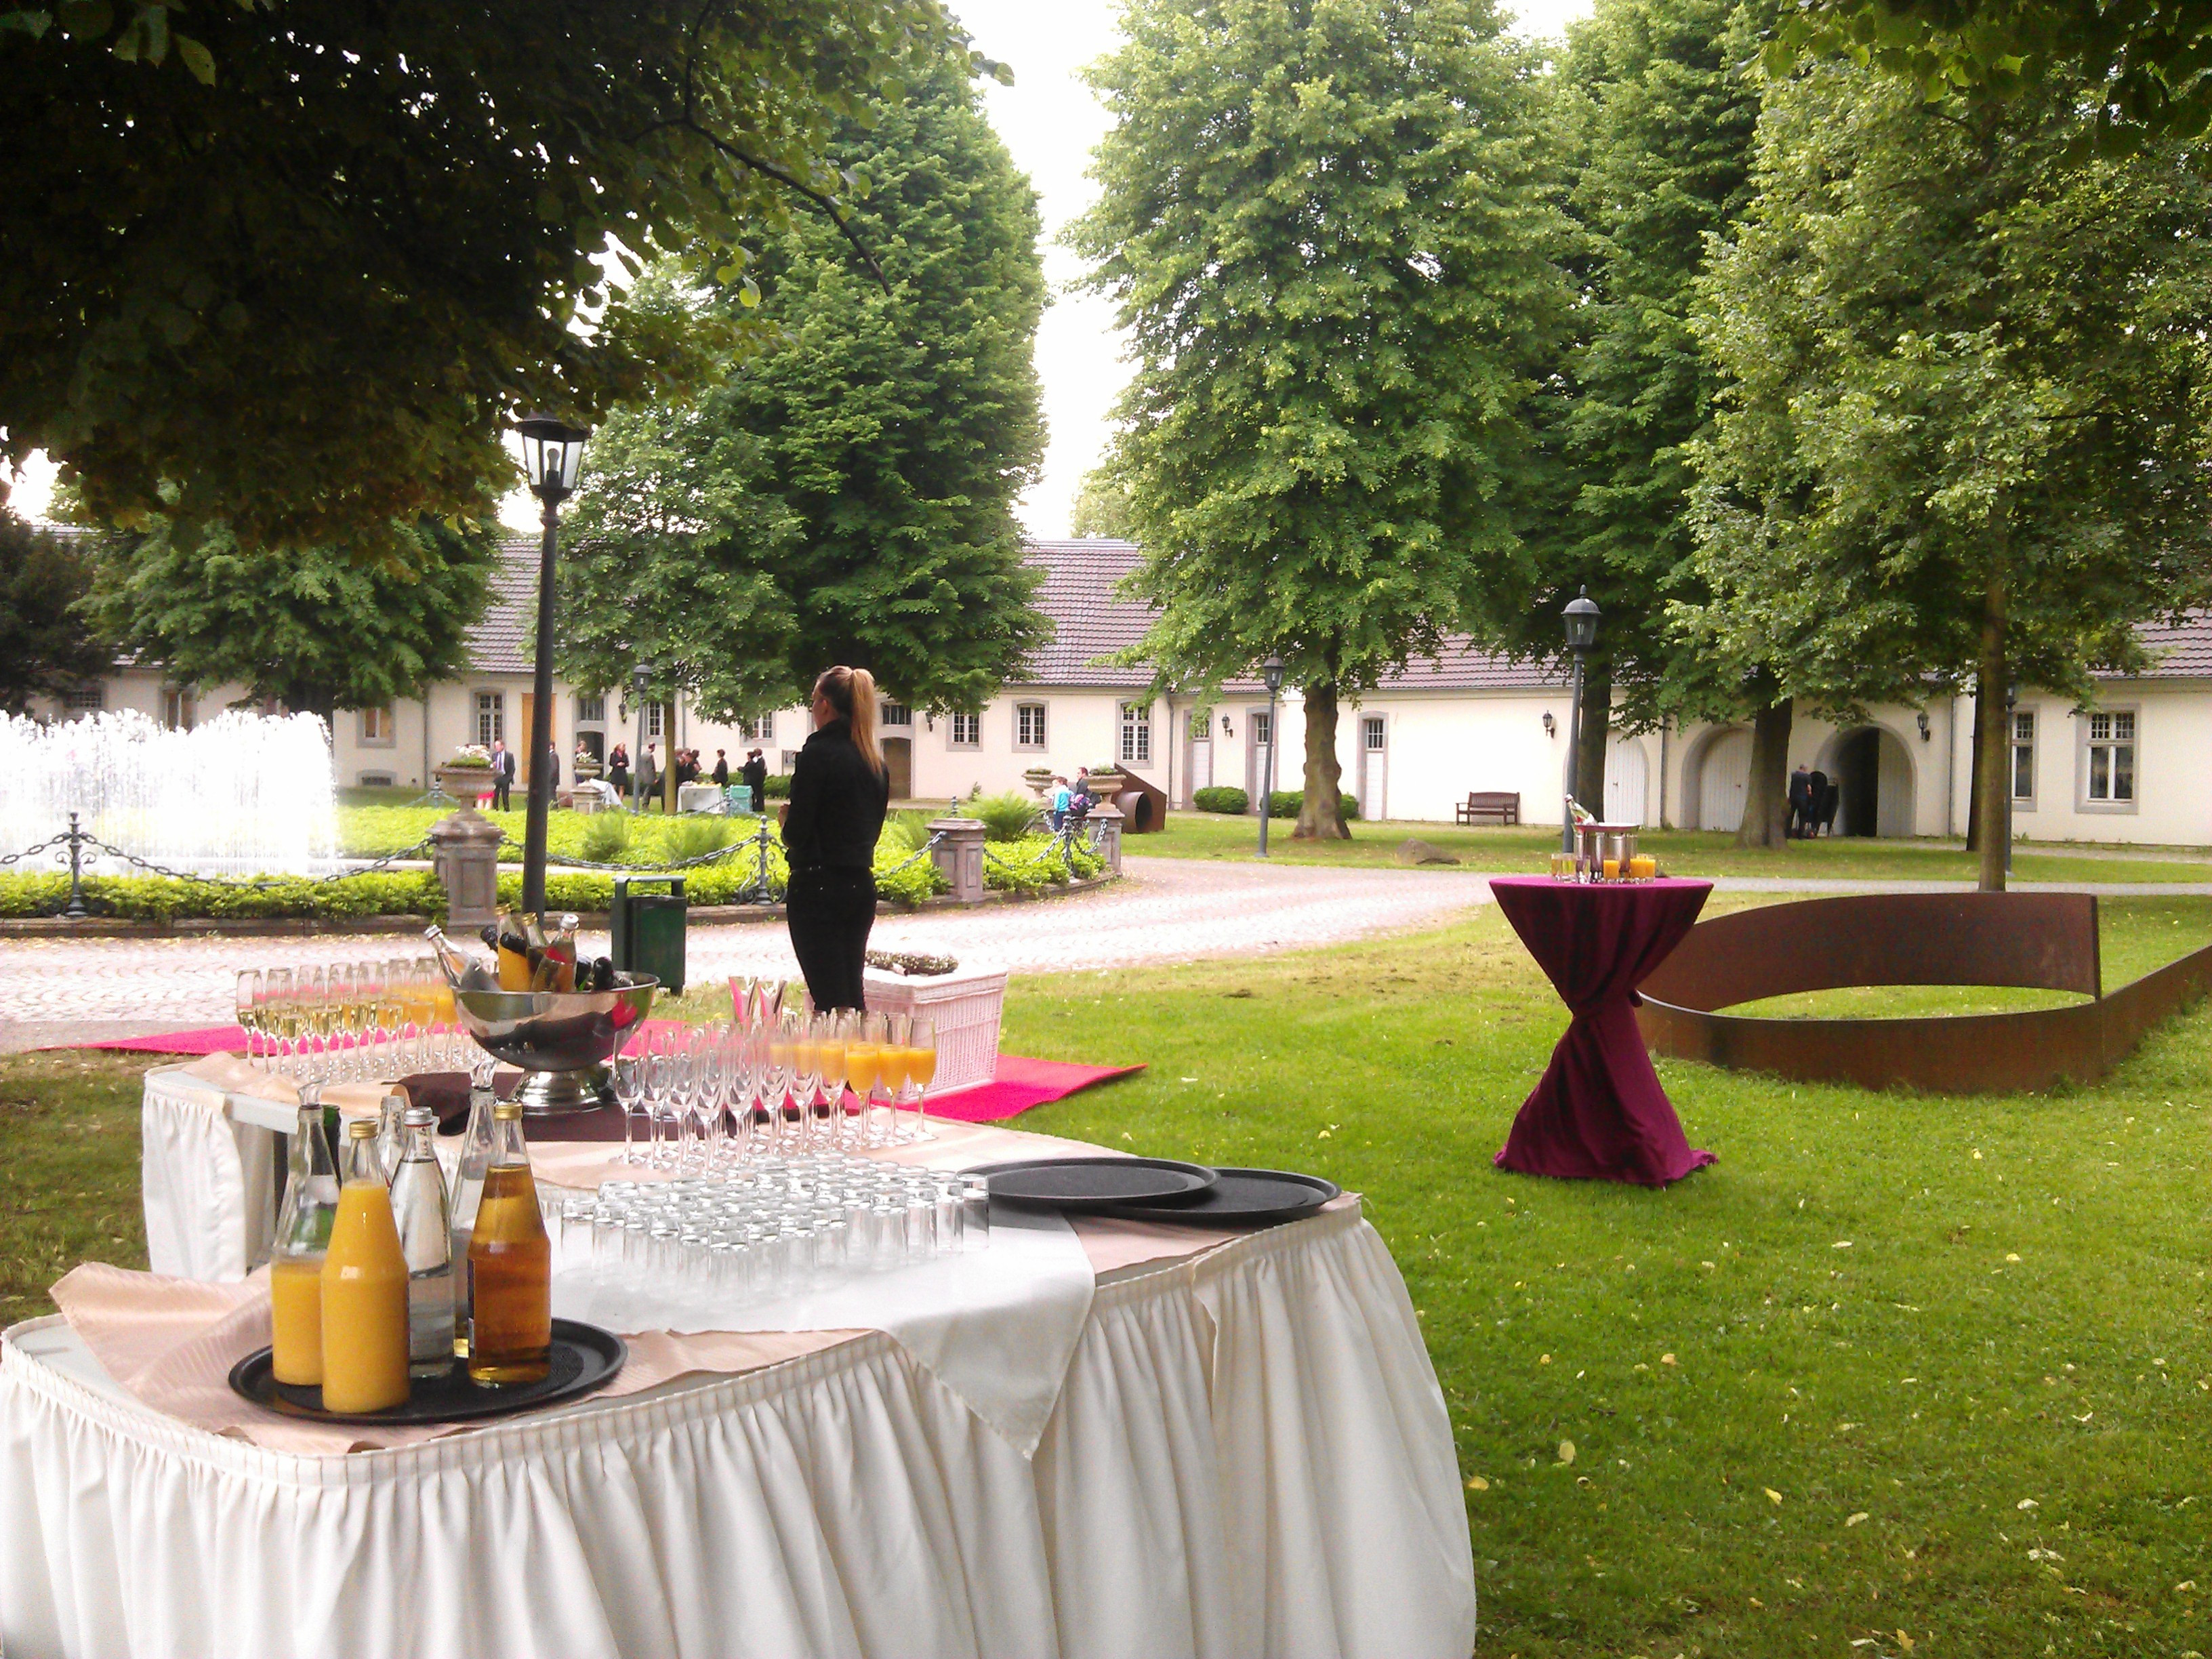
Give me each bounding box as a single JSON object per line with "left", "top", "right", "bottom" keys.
{"left": 446, "top": 1057, "right": 499, "bottom": 1358}
{"left": 390, "top": 1104, "right": 454, "bottom": 1378}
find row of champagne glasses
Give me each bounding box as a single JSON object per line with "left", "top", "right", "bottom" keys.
{"left": 611, "top": 1008, "right": 937, "bottom": 1170}
{"left": 234, "top": 961, "right": 471, "bottom": 1082}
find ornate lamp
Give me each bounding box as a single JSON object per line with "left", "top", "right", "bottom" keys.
{"left": 1258, "top": 655, "right": 1286, "bottom": 857}
{"left": 1561, "top": 587, "right": 1601, "bottom": 853}
{"left": 511, "top": 412, "right": 591, "bottom": 914}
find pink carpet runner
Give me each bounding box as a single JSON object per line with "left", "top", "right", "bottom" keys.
{"left": 56, "top": 1025, "right": 1141, "bottom": 1125}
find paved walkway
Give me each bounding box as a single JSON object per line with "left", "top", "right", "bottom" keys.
{"left": 0, "top": 857, "right": 1495, "bottom": 1050}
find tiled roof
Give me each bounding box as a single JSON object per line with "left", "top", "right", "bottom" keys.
{"left": 2129, "top": 616, "right": 2212, "bottom": 679}
{"left": 464, "top": 539, "right": 543, "bottom": 676}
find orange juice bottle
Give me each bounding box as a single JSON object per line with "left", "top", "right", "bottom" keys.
{"left": 468, "top": 1101, "right": 551, "bottom": 1386}
{"left": 319, "top": 1120, "right": 411, "bottom": 1413}
{"left": 270, "top": 1099, "right": 339, "bottom": 1386}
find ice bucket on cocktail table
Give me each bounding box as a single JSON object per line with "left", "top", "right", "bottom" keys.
{"left": 451, "top": 977, "right": 657, "bottom": 1115}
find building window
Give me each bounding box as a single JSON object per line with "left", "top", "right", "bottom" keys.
{"left": 739, "top": 714, "right": 772, "bottom": 743}
{"left": 1120, "top": 701, "right": 1152, "bottom": 765}
{"left": 880, "top": 701, "right": 914, "bottom": 729}
{"left": 62, "top": 684, "right": 105, "bottom": 712}
{"left": 1189, "top": 708, "right": 1211, "bottom": 741}
{"left": 2009, "top": 709, "right": 2034, "bottom": 806}
{"left": 360, "top": 705, "right": 394, "bottom": 746}
{"left": 357, "top": 771, "right": 394, "bottom": 789}
{"left": 2085, "top": 709, "right": 2136, "bottom": 804}
{"left": 474, "top": 691, "right": 504, "bottom": 747}
{"left": 1016, "top": 703, "right": 1047, "bottom": 750}
{"left": 1251, "top": 710, "right": 1272, "bottom": 750}
{"left": 645, "top": 703, "right": 663, "bottom": 739}
{"left": 949, "top": 712, "right": 981, "bottom": 749}
{"left": 1364, "top": 716, "right": 1386, "bottom": 751}
{"left": 160, "top": 687, "right": 196, "bottom": 731}
{"left": 575, "top": 693, "right": 605, "bottom": 724}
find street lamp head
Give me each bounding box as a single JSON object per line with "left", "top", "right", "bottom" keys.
{"left": 1563, "top": 586, "right": 1601, "bottom": 654}
{"left": 514, "top": 413, "right": 590, "bottom": 504}
{"left": 630, "top": 661, "right": 653, "bottom": 697}
{"left": 1261, "top": 655, "right": 1286, "bottom": 694}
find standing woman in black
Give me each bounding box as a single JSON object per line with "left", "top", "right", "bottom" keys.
{"left": 781, "top": 665, "right": 891, "bottom": 1011}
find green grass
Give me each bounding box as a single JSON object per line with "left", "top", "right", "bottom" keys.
{"left": 1143, "top": 811, "right": 2212, "bottom": 885}
{"left": 1000, "top": 900, "right": 2212, "bottom": 1658}
{"left": 15, "top": 897, "right": 2212, "bottom": 1653}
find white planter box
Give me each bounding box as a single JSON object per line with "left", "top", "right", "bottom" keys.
{"left": 861, "top": 962, "right": 1008, "bottom": 1095}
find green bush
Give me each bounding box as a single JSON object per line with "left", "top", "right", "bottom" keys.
{"left": 0, "top": 871, "right": 447, "bottom": 924}
{"left": 1193, "top": 786, "right": 1248, "bottom": 815}
{"left": 577, "top": 811, "right": 633, "bottom": 863}
{"left": 983, "top": 834, "right": 1106, "bottom": 893}
{"left": 1263, "top": 790, "right": 1359, "bottom": 822}
{"left": 762, "top": 773, "right": 793, "bottom": 799}
{"left": 971, "top": 790, "right": 1042, "bottom": 842}
{"left": 884, "top": 809, "right": 935, "bottom": 854}
{"left": 663, "top": 815, "right": 737, "bottom": 863}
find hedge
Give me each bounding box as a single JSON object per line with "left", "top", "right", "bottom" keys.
{"left": 1266, "top": 790, "right": 1359, "bottom": 822}
{"left": 1193, "top": 786, "right": 1248, "bottom": 815}
{"left": 982, "top": 836, "right": 1105, "bottom": 894}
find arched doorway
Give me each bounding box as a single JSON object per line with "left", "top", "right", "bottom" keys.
{"left": 1682, "top": 725, "right": 1750, "bottom": 832}
{"left": 1817, "top": 724, "right": 1916, "bottom": 836}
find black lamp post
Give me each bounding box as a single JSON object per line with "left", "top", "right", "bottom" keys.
{"left": 2004, "top": 682, "right": 2018, "bottom": 879}
{"left": 514, "top": 412, "right": 590, "bottom": 918}
{"left": 1561, "top": 587, "right": 1601, "bottom": 854}
{"left": 1257, "top": 655, "right": 1286, "bottom": 857}
{"left": 629, "top": 661, "right": 653, "bottom": 813}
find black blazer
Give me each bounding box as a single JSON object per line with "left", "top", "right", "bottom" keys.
{"left": 781, "top": 718, "right": 889, "bottom": 874}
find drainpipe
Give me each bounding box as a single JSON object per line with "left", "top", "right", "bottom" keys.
{"left": 1658, "top": 720, "right": 1671, "bottom": 830}
{"left": 1944, "top": 691, "right": 1957, "bottom": 840}
{"left": 419, "top": 693, "right": 431, "bottom": 792}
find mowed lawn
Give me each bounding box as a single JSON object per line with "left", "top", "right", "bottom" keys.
{"left": 9, "top": 895, "right": 2212, "bottom": 1655}
{"left": 1134, "top": 809, "right": 2212, "bottom": 886}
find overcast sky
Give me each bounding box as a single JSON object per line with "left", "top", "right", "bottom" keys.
{"left": 7, "top": 0, "right": 1592, "bottom": 535}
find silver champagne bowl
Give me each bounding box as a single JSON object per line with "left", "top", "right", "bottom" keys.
{"left": 451, "top": 977, "right": 658, "bottom": 1115}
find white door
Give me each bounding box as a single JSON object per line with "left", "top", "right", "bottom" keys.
{"left": 1246, "top": 708, "right": 1273, "bottom": 802}
{"left": 1357, "top": 715, "right": 1387, "bottom": 821}
{"left": 1605, "top": 735, "right": 1647, "bottom": 826}
{"left": 1187, "top": 710, "right": 1212, "bottom": 802}
{"left": 1697, "top": 728, "right": 1752, "bottom": 832}
{"left": 1877, "top": 730, "right": 1916, "bottom": 837}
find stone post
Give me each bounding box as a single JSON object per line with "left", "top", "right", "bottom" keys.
{"left": 429, "top": 805, "right": 506, "bottom": 930}
{"left": 1088, "top": 802, "right": 1124, "bottom": 875}
{"left": 927, "top": 817, "right": 987, "bottom": 905}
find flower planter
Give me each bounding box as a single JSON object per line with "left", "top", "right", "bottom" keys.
{"left": 860, "top": 960, "right": 1008, "bottom": 1096}
{"left": 1084, "top": 770, "right": 1126, "bottom": 800}
{"left": 1021, "top": 766, "right": 1056, "bottom": 796}
{"left": 435, "top": 765, "right": 494, "bottom": 802}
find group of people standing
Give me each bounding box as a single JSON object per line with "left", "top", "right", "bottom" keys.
{"left": 598, "top": 742, "right": 765, "bottom": 809}
{"left": 1786, "top": 764, "right": 1838, "bottom": 838}
{"left": 1046, "top": 771, "right": 1099, "bottom": 833}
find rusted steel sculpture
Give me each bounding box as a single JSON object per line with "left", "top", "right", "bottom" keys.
{"left": 1636, "top": 892, "right": 2212, "bottom": 1094}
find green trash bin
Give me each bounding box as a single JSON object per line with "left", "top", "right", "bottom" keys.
{"left": 612, "top": 875, "right": 687, "bottom": 995}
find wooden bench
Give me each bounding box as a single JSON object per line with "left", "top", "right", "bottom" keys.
{"left": 1455, "top": 791, "right": 1521, "bottom": 826}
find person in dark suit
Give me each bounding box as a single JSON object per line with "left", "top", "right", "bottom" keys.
{"left": 1787, "top": 763, "right": 1814, "bottom": 838}
{"left": 782, "top": 667, "right": 891, "bottom": 1011}
{"left": 712, "top": 749, "right": 730, "bottom": 787}
{"left": 607, "top": 743, "right": 630, "bottom": 797}
{"left": 490, "top": 739, "right": 515, "bottom": 811}
{"left": 741, "top": 748, "right": 768, "bottom": 813}
{"left": 1810, "top": 770, "right": 1837, "bottom": 836}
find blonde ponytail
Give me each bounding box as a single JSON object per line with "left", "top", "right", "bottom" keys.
{"left": 813, "top": 665, "right": 884, "bottom": 776}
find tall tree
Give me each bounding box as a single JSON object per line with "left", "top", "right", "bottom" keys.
{"left": 1512, "top": 0, "right": 1779, "bottom": 840}
{"left": 79, "top": 518, "right": 499, "bottom": 726}
{"left": 0, "top": 0, "right": 975, "bottom": 551}
{"left": 0, "top": 513, "right": 114, "bottom": 712}
{"left": 1685, "top": 61, "right": 2212, "bottom": 887}
{"left": 1072, "top": 0, "right": 1570, "bottom": 840}
{"left": 1069, "top": 473, "right": 1135, "bottom": 540}
{"left": 558, "top": 50, "right": 1050, "bottom": 720}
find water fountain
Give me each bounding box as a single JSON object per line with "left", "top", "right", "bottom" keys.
{"left": 0, "top": 709, "right": 339, "bottom": 877}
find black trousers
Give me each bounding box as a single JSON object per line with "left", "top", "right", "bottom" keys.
{"left": 786, "top": 868, "right": 877, "bottom": 1011}
{"left": 493, "top": 777, "right": 512, "bottom": 811}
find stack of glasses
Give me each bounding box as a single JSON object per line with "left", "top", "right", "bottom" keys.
{"left": 542, "top": 1152, "right": 993, "bottom": 1300}
{"left": 612, "top": 989, "right": 939, "bottom": 1170}
{"left": 234, "top": 960, "right": 471, "bottom": 1083}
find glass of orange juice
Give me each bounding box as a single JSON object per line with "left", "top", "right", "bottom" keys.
{"left": 905, "top": 1015, "right": 938, "bottom": 1142}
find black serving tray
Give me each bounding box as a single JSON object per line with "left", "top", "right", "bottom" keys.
{"left": 228, "top": 1319, "right": 626, "bottom": 1426}
{"left": 979, "top": 1156, "right": 1218, "bottom": 1212}
{"left": 1098, "top": 1167, "right": 1342, "bottom": 1227}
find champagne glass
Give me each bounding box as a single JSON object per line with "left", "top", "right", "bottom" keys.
{"left": 762, "top": 1012, "right": 796, "bottom": 1158}
{"left": 613, "top": 1052, "right": 648, "bottom": 1164}
{"left": 905, "top": 1014, "right": 938, "bottom": 1143}
{"left": 815, "top": 1011, "right": 849, "bottom": 1151}
{"left": 751, "top": 979, "right": 783, "bottom": 1032}
{"left": 326, "top": 964, "right": 355, "bottom": 1081}
{"left": 790, "top": 1016, "right": 823, "bottom": 1155}
{"left": 730, "top": 1022, "right": 762, "bottom": 1164}
{"left": 299, "top": 966, "right": 327, "bottom": 1082}
{"left": 878, "top": 1012, "right": 912, "bottom": 1143}
{"left": 353, "top": 960, "right": 384, "bottom": 1080}
{"left": 731, "top": 976, "right": 758, "bottom": 1029}
{"left": 785, "top": 979, "right": 813, "bottom": 1023}
{"left": 234, "top": 970, "right": 262, "bottom": 1069}
{"left": 264, "top": 968, "right": 294, "bottom": 1075}
{"left": 689, "top": 1026, "right": 724, "bottom": 1168}
{"left": 846, "top": 1013, "right": 886, "bottom": 1147}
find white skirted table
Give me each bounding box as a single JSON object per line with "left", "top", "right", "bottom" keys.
{"left": 138, "top": 1062, "right": 285, "bottom": 1282}
{"left": 8, "top": 1128, "right": 1476, "bottom": 1658}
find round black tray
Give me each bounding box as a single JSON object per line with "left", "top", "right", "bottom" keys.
{"left": 228, "top": 1319, "right": 626, "bottom": 1426}
{"left": 979, "top": 1156, "right": 1218, "bottom": 1212}
{"left": 1098, "top": 1167, "right": 1342, "bottom": 1227}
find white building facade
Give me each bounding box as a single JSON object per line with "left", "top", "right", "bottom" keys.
{"left": 27, "top": 537, "right": 2211, "bottom": 847}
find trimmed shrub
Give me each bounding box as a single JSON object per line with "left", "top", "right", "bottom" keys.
{"left": 0, "top": 871, "right": 447, "bottom": 924}
{"left": 1192, "top": 785, "right": 1248, "bottom": 815}
{"left": 762, "top": 773, "right": 793, "bottom": 799}
{"left": 1264, "top": 790, "right": 1360, "bottom": 822}
{"left": 983, "top": 834, "right": 1105, "bottom": 893}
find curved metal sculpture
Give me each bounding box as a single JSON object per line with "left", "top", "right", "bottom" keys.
{"left": 1637, "top": 893, "right": 2212, "bottom": 1094}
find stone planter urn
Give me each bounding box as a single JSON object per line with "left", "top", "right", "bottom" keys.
{"left": 1084, "top": 769, "right": 1126, "bottom": 800}
{"left": 435, "top": 764, "right": 493, "bottom": 802}
{"left": 860, "top": 960, "right": 1009, "bottom": 1096}
{"left": 1021, "top": 766, "right": 1056, "bottom": 796}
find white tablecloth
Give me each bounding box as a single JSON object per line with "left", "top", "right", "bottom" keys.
{"left": 0, "top": 1204, "right": 1475, "bottom": 1658}
{"left": 138, "top": 1068, "right": 279, "bottom": 1282}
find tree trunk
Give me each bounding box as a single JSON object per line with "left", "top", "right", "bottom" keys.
{"left": 1736, "top": 692, "right": 1793, "bottom": 848}
{"left": 1573, "top": 655, "right": 1612, "bottom": 816}
{"left": 1294, "top": 681, "right": 1351, "bottom": 840}
{"left": 1963, "top": 693, "right": 1984, "bottom": 853}
{"left": 1974, "top": 579, "right": 2009, "bottom": 892}
{"left": 663, "top": 701, "right": 679, "bottom": 816}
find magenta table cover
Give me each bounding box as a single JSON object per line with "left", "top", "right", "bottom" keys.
{"left": 1490, "top": 876, "right": 1717, "bottom": 1186}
